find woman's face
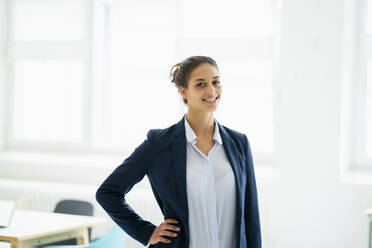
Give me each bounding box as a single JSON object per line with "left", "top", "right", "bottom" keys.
{"left": 180, "top": 63, "right": 221, "bottom": 113}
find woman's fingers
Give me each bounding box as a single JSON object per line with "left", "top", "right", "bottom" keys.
{"left": 165, "top": 218, "right": 178, "bottom": 224}
{"left": 160, "top": 230, "right": 178, "bottom": 237}
{"left": 164, "top": 219, "right": 180, "bottom": 230}
{"left": 158, "top": 237, "right": 171, "bottom": 243}
{"left": 163, "top": 224, "right": 180, "bottom": 231}
{"left": 148, "top": 218, "right": 181, "bottom": 245}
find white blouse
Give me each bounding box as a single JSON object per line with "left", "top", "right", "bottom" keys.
{"left": 185, "top": 117, "right": 237, "bottom": 248}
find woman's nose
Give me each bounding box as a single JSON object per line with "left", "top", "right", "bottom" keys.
{"left": 205, "top": 83, "right": 216, "bottom": 95}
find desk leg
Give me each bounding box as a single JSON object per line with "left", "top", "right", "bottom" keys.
{"left": 75, "top": 227, "right": 89, "bottom": 245}
{"left": 10, "top": 242, "right": 18, "bottom": 248}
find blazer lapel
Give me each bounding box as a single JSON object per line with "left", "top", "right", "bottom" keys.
{"left": 171, "top": 116, "right": 189, "bottom": 223}
{"left": 218, "top": 123, "right": 244, "bottom": 225}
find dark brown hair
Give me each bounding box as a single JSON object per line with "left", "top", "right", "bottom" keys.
{"left": 169, "top": 55, "right": 219, "bottom": 104}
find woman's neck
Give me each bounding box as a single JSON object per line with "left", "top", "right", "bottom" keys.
{"left": 185, "top": 110, "right": 215, "bottom": 137}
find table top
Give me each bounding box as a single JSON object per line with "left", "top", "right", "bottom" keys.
{"left": 0, "top": 210, "right": 108, "bottom": 241}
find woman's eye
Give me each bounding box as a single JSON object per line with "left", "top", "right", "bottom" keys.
{"left": 196, "top": 81, "right": 220, "bottom": 87}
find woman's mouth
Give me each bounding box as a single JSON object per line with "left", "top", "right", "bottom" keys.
{"left": 202, "top": 96, "right": 219, "bottom": 105}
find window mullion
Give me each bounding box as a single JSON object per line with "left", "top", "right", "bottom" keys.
{"left": 83, "top": 0, "right": 93, "bottom": 150}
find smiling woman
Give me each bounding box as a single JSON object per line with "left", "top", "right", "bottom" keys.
{"left": 96, "top": 55, "right": 262, "bottom": 248}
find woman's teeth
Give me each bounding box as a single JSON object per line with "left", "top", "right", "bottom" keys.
{"left": 203, "top": 96, "right": 218, "bottom": 102}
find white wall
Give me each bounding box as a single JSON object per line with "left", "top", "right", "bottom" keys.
{"left": 258, "top": 0, "right": 372, "bottom": 247}
{"left": 1, "top": 0, "right": 372, "bottom": 248}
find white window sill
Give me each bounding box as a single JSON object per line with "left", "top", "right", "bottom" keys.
{"left": 0, "top": 150, "right": 125, "bottom": 169}
{"left": 0, "top": 150, "right": 126, "bottom": 185}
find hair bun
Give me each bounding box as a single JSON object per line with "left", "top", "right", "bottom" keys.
{"left": 169, "top": 63, "right": 181, "bottom": 83}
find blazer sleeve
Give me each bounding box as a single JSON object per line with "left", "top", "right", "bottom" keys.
{"left": 95, "top": 130, "right": 157, "bottom": 246}
{"left": 243, "top": 134, "right": 262, "bottom": 248}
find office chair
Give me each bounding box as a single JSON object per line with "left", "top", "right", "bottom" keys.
{"left": 48, "top": 199, "right": 94, "bottom": 245}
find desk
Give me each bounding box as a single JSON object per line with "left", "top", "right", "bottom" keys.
{"left": 367, "top": 209, "right": 372, "bottom": 248}
{"left": 0, "top": 210, "right": 108, "bottom": 248}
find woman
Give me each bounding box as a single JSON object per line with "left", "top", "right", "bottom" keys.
{"left": 96, "top": 55, "right": 261, "bottom": 248}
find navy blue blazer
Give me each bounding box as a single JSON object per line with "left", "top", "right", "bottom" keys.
{"left": 96, "top": 116, "right": 261, "bottom": 248}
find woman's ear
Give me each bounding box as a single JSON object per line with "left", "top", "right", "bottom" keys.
{"left": 179, "top": 87, "right": 187, "bottom": 101}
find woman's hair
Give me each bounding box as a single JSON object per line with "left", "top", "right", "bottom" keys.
{"left": 169, "top": 55, "right": 219, "bottom": 104}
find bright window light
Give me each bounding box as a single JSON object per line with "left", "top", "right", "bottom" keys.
{"left": 12, "top": 60, "right": 85, "bottom": 143}
{"left": 12, "top": 0, "right": 86, "bottom": 42}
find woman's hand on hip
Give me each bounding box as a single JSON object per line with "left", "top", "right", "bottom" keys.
{"left": 148, "top": 219, "right": 180, "bottom": 245}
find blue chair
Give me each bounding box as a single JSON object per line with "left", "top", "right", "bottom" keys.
{"left": 42, "top": 225, "right": 127, "bottom": 248}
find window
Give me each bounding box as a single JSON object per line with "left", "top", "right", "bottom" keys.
{"left": 7, "top": 0, "right": 91, "bottom": 151}
{"left": 5, "top": 0, "right": 281, "bottom": 163}
{"left": 354, "top": 0, "right": 372, "bottom": 167}
{"left": 341, "top": 0, "right": 372, "bottom": 175}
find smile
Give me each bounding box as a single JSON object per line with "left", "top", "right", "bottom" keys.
{"left": 202, "top": 96, "right": 219, "bottom": 104}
